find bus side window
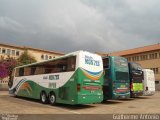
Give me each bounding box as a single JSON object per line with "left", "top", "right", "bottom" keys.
{"left": 56, "top": 59, "right": 67, "bottom": 72}
{"left": 45, "top": 68, "right": 52, "bottom": 74}
{"left": 19, "top": 68, "right": 24, "bottom": 76}
{"left": 30, "top": 67, "right": 36, "bottom": 75}
{"left": 103, "top": 58, "right": 109, "bottom": 69}
{"left": 67, "top": 56, "right": 76, "bottom": 71}
{"left": 35, "top": 67, "right": 45, "bottom": 75}
{"left": 62, "top": 65, "right": 67, "bottom": 72}
{"left": 24, "top": 67, "right": 31, "bottom": 76}
{"left": 15, "top": 68, "right": 19, "bottom": 77}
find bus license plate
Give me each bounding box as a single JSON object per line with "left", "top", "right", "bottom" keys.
{"left": 90, "top": 90, "right": 95, "bottom": 93}
{"left": 120, "top": 85, "right": 125, "bottom": 88}
{"left": 121, "top": 96, "right": 125, "bottom": 98}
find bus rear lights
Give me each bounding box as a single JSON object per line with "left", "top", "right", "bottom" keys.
{"left": 116, "top": 89, "right": 128, "bottom": 93}
{"left": 117, "top": 87, "right": 128, "bottom": 90}
{"left": 77, "top": 84, "right": 81, "bottom": 92}
{"left": 82, "top": 86, "right": 100, "bottom": 90}
{"left": 131, "top": 84, "right": 133, "bottom": 91}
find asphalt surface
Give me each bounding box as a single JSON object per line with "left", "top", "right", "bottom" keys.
{"left": 0, "top": 91, "right": 160, "bottom": 120}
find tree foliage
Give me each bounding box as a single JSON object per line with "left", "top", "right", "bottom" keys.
{"left": 17, "top": 51, "right": 37, "bottom": 66}
{"left": 0, "top": 51, "right": 37, "bottom": 80}
{"left": 0, "top": 58, "right": 17, "bottom": 80}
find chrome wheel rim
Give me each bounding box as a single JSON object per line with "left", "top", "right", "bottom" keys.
{"left": 50, "top": 95, "right": 55, "bottom": 103}
{"left": 41, "top": 94, "right": 46, "bottom": 102}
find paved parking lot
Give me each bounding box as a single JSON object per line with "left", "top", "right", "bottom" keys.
{"left": 0, "top": 91, "right": 160, "bottom": 115}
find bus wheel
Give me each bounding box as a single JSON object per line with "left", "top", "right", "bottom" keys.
{"left": 49, "top": 93, "right": 56, "bottom": 105}
{"left": 40, "top": 92, "right": 48, "bottom": 104}
{"left": 102, "top": 99, "right": 107, "bottom": 103}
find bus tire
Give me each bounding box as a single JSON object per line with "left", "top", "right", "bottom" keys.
{"left": 102, "top": 99, "right": 107, "bottom": 103}
{"left": 8, "top": 80, "right": 13, "bottom": 88}
{"left": 49, "top": 92, "right": 56, "bottom": 105}
{"left": 40, "top": 92, "right": 48, "bottom": 104}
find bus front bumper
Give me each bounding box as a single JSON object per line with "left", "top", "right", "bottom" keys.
{"left": 143, "top": 91, "right": 155, "bottom": 96}
{"left": 76, "top": 94, "right": 103, "bottom": 104}
{"left": 131, "top": 91, "right": 143, "bottom": 97}
{"left": 113, "top": 92, "right": 130, "bottom": 99}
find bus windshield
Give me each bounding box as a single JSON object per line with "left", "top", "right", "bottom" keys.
{"left": 114, "top": 57, "right": 128, "bottom": 71}
{"left": 131, "top": 62, "right": 142, "bottom": 71}
{"left": 129, "top": 62, "right": 143, "bottom": 83}
{"left": 113, "top": 57, "right": 129, "bottom": 82}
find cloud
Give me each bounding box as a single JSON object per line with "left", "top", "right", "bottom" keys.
{"left": 0, "top": 0, "right": 160, "bottom": 53}
{"left": 0, "top": 17, "right": 24, "bottom": 33}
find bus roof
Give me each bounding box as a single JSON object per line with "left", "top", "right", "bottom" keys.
{"left": 102, "top": 56, "right": 126, "bottom": 59}
{"left": 15, "top": 50, "right": 94, "bottom": 69}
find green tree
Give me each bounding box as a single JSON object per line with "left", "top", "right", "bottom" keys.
{"left": 17, "top": 51, "right": 37, "bottom": 66}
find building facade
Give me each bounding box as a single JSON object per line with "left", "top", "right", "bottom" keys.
{"left": 0, "top": 43, "right": 64, "bottom": 62}
{"left": 97, "top": 43, "right": 160, "bottom": 86}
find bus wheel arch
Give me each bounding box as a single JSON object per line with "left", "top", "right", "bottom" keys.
{"left": 49, "top": 91, "right": 56, "bottom": 105}
{"left": 40, "top": 91, "right": 48, "bottom": 104}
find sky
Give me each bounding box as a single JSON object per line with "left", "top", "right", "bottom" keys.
{"left": 0, "top": 0, "right": 160, "bottom": 53}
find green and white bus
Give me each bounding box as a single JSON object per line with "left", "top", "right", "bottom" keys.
{"left": 9, "top": 51, "right": 104, "bottom": 105}
{"left": 102, "top": 56, "right": 130, "bottom": 100}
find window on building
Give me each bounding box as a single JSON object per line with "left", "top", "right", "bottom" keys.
{"left": 132, "top": 57, "right": 135, "bottom": 61}
{"left": 151, "top": 54, "right": 154, "bottom": 59}
{"left": 151, "top": 68, "right": 159, "bottom": 74}
{"left": 155, "top": 68, "right": 159, "bottom": 74}
{"left": 12, "top": 50, "right": 15, "bottom": 56}
{"left": 142, "top": 55, "right": 146, "bottom": 60}
{"left": 49, "top": 56, "right": 52, "bottom": 59}
{"left": 149, "top": 54, "right": 152, "bottom": 59}
{"left": 135, "top": 56, "right": 137, "bottom": 61}
{"left": 45, "top": 55, "right": 48, "bottom": 60}
{"left": 155, "top": 53, "right": 158, "bottom": 59}
{"left": 41, "top": 55, "right": 44, "bottom": 59}
{"left": 6, "top": 49, "right": 11, "bottom": 55}
{"left": 132, "top": 57, "right": 134, "bottom": 61}
{"left": 128, "top": 57, "right": 131, "bottom": 61}
{"left": 126, "top": 58, "right": 128, "bottom": 61}
{"left": 152, "top": 68, "right": 155, "bottom": 73}
{"left": 16, "top": 51, "right": 20, "bottom": 56}
{"left": 155, "top": 81, "right": 160, "bottom": 84}
{"left": 145, "top": 55, "right": 148, "bottom": 60}
{"left": 2, "top": 48, "right": 6, "bottom": 54}
{"left": 136, "top": 56, "right": 139, "bottom": 61}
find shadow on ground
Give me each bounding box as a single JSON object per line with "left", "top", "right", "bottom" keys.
{"left": 11, "top": 96, "right": 96, "bottom": 110}
{"left": 55, "top": 103, "right": 95, "bottom": 110}
{"left": 117, "top": 98, "right": 135, "bottom": 101}
{"left": 133, "top": 96, "right": 150, "bottom": 99}
{"left": 101, "top": 100, "right": 122, "bottom": 104}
